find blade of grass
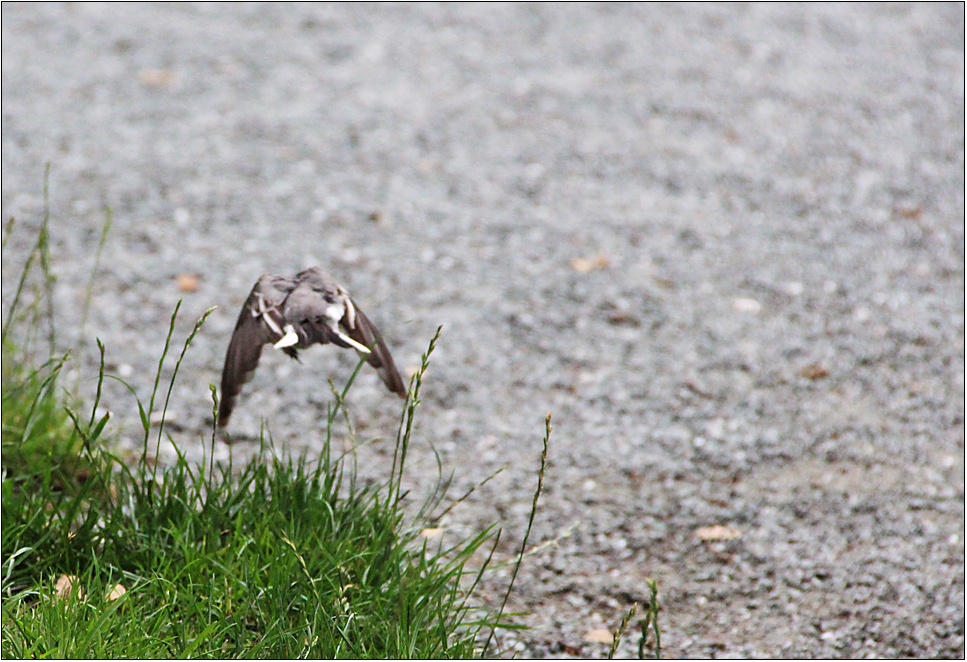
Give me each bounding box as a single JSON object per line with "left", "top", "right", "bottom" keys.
{"left": 391, "top": 326, "right": 441, "bottom": 506}
{"left": 103, "top": 375, "right": 150, "bottom": 440}
{"left": 609, "top": 603, "right": 638, "bottom": 659}
{"left": 77, "top": 209, "right": 112, "bottom": 344}
{"left": 145, "top": 300, "right": 181, "bottom": 461}
{"left": 2, "top": 247, "right": 37, "bottom": 348}
{"left": 482, "top": 412, "right": 551, "bottom": 657}
{"left": 432, "top": 466, "right": 504, "bottom": 523}
{"left": 39, "top": 163, "right": 56, "bottom": 357}
{"left": 153, "top": 306, "right": 216, "bottom": 477}
{"left": 208, "top": 384, "right": 219, "bottom": 485}
{"left": 18, "top": 353, "right": 69, "bottom": 444}
{"left": 1, "top": 216, "right": 15, "bottom": 255}
{"left": 638, "top": 579, "right": 661, "bottom": 659}
{"left": 87, "top": 339, "right": 107, "bottom": 429}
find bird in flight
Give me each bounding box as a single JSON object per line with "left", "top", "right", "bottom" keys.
{"left": 218, "top": 267, "right": 406, "bottom": 427}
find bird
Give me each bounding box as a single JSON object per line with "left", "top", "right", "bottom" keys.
{"left": 218, "top": 267, "right": 406, "bottom": 428}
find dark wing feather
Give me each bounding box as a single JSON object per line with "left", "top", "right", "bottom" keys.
{"left": 345, "top": 306, "right": 407, "bottom": 397}
{"left": 218, "top": 278, "right": 291, "bottom": 427}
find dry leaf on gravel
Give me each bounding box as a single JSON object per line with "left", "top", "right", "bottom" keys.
{"left": 695, "top": 524, "right": 743, "bottom": 541}
{"left": 175, "top": 273, "right": 200, "bottom": 292}
{"left": 570, "top": 255, "right": 610, "bottom": 273}
{"left": 583, "top": 628, "right": 613, "bottom": 644}
{"left": 801, "top": 363, "right": 829, "bottom": 380}
{"left": 138, "top": 69, "right": 177, "bottom": 87}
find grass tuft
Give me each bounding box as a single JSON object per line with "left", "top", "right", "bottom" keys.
{"left": 2, "top": 311, "right": 511, "bottom": 657}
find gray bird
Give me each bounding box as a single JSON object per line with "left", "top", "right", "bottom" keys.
{"left": 218, "top": 267, "right": 407, "bottom": 427}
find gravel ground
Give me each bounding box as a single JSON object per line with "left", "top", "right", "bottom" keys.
{"left": 3, "top": 3, "right": 964, "bottom": 658}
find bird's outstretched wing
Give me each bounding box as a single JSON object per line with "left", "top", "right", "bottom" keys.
{"left": 343, "top": 305, "right": 408, "bottom": 398}
{"left": 218, "top": 275, "right": 294, "bottom": 427}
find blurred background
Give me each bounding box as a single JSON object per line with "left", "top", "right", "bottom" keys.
{"left": 3, "top": 4, "right": 963, "bottom": 657}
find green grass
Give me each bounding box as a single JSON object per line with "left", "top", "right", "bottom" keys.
{"left": 2, "top": 315, "right": 509, "bottom": 658}
{"left": 1, "top": 344, "right": 93, "bottom": 488}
